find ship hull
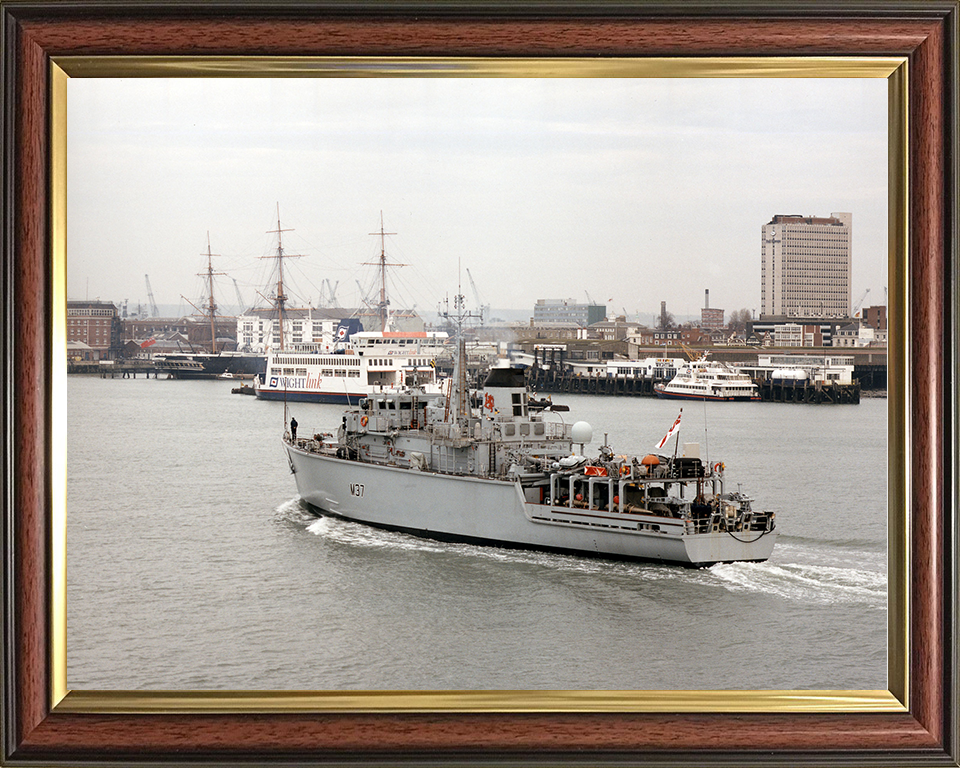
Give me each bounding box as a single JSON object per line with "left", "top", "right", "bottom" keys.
{"left": 156, "top": 352, "right": 266, "bottom": 379}
{"left": 285, "top": 444, "right": 776, "bottom": 567}
{"left": 256, "top": 388, "right": 363, "bottom": 405}
{"left": 654, "top": 389, "right": 761, "bottom": 402}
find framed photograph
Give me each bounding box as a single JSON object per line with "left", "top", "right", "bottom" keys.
{"left": 2, "top": 2, "right": 956, "bottom": 765}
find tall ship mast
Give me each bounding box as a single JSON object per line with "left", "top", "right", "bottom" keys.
{"left": 364, "top": 212, "right": 404, "bottom": 332}
{"left": 201, "top": 233, "right": 224, "bottom": 354}
{"left": 262, "top": 204, "right": 303, "bottom": 352}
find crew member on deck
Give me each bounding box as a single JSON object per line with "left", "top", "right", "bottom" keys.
{"left": 290, "top": 416, "right": 298, "bottom": 441}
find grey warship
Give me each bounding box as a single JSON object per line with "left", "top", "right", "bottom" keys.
{"left": 282, "top": 344, "right": 777, "bottom": 567}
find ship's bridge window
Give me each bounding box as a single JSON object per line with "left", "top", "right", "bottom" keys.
{"left": 504, "top": 424, "right": 516, "bottom": 436}
{"left": 534, "top": 423, "right": 545, "bottom": 436}
{"left": 400, "top": 401, "right": 412, "bottom": 410}
{"left": 520, "top": 423, "right": 530, "bottom": 436}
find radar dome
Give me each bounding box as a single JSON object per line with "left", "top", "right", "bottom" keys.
{"left": 571, "top": 421, "right": 593, "bottom": 445}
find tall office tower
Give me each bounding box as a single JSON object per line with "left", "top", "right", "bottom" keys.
{"left": 760, "top": 212, "right": 852, "bottom": 317}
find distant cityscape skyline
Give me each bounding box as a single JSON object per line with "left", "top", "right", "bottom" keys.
{"left": 67, "top": 77, "right": 888, "bottom": 322}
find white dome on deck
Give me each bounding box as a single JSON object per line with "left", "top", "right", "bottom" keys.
{"left": 571, "top": 421, "right": 593, "bottom": 445}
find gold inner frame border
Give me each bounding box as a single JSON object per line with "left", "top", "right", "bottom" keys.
{"left": 49, "top": 55, "right": 909, "bottom": 715}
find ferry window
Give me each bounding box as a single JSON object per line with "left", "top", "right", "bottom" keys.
{"left": 348, "top": 370, "right": 360, "bottom": 378}
{"left": 335, "top": 370, "right": 346, "bottom": 377}
{"left": 296, "top": 369, "right": 307, "bottom": 376}
{"left": 321, "top": 369, "right": 333, "bottom": 376}
{"left": 504, "top": 424, "right": 516, "bottom": 436}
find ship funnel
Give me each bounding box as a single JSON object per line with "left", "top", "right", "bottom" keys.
{"left": 481, "top": 365, "right": 528, "bottom": 419}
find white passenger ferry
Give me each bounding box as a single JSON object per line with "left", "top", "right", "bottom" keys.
{"left": 654, "top": 354, "right": 761, "bottom": 401}
{"left": 255, "top": 330, "right": 449, "bottom": 404}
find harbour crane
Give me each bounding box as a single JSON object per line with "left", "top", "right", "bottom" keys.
{"left": 320, "top": 278, "right": 340, "bottom": 308}
{"left": 231, "top": 278, "right": 246, "bottom": 315}
{"left": 853, "top": 288, "right": 871, "bottom": 316}
{"left": 355, "top": 279, "right": 375, "bottom": 307}
{"left": 465, "top": 268, "right": 489, "bottom": 318}
{"left": 144, "top": 274, "right": 159, "bottom": 317}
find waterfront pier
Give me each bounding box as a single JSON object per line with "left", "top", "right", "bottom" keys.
{"left": 527, "top": 365, "right": 861, "bottom": 404}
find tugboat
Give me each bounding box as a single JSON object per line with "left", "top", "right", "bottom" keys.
{"left": 282, "top": 342, "right": 777, "bottom": 567}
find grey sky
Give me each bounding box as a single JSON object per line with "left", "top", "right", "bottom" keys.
{"left": 67, "top": 76, "right": 888, "bottom": 322}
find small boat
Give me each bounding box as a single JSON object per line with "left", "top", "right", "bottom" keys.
{"left": 654, "top": 354, "right": 760, "bottom": 401}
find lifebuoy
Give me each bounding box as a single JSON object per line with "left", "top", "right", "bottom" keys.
{"left": 713, "top": 461, "right": 724, "bottom": 474}
{"left": 360, "top": 415, "right": 368, "bottom": 427}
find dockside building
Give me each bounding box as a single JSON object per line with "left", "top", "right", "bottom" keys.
{"left": 761, "top": 212, "right": 852, "bottom": 317}
{"left": 533, "top": 299, "right": 606, "bottom": 327}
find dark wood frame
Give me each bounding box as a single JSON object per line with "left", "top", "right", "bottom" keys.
{"left": 2, "top": 2, "right": 957, "bottom": 765}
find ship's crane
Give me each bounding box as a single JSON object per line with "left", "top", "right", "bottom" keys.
{"left": 144, "top": 274, "right": 159, "bottom": 317}
{"left": 853, "top": 288, "right": 871, "bottom": 316}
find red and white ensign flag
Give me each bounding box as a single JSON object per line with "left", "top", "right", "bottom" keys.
{"left": 655, "top": 409, "right": 682, "bottom": 450}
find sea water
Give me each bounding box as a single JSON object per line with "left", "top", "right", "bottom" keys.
{"left": 66, "top": 376, "right": 886, "bottom": 691}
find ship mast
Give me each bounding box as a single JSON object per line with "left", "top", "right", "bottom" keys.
{"left": 262, "top": 204, "right": 303, "bottom": 352}
{"left": 438, "top": 268, "right": 483, "bottom": 434}
{"left": 365, "top": 212, "right": 404, "bottom": 332}
{"left": 201, "top": 233, "right": 225, "bottom": 354}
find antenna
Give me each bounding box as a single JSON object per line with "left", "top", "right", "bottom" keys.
{"left": 437, "top": 269, "right": 483, "bottom": 432}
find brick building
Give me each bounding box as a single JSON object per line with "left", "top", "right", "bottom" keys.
{"left": 67, "top": 301, "right": 122, "bottom": 359}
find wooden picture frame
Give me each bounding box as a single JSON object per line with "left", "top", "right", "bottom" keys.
{"left": 2, "top": 2, "right": 957, "bottom": 765}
